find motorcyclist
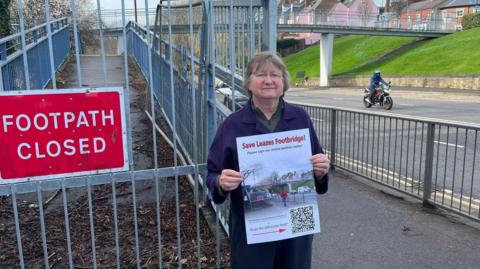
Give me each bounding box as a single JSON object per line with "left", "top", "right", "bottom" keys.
{"left": 367, "top": 70, "right": 388, "bottom": 104}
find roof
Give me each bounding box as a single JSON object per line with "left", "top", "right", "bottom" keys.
{"left": 311, "top": 0, "right": 340, "bottom": 11}
{"left": 403, "top": 0, "right": 449, "bottom": 12}
{"left": 438, "top": 0, "right": 477, "bottom": 9}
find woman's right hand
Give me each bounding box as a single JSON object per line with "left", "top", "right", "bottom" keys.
{"left": 219, "top": 169, "right": 244, "bottom": 191}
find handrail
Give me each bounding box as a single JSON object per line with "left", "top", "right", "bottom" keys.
{"left": 0, "top": 17, "right": 68, "bottom": 44}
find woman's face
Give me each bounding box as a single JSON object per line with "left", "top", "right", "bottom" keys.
{"left": 248, "top": 63, "right": 284, "bottom": 102}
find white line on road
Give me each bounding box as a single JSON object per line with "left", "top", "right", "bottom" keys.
{"left": 399, "top": 103, "right": 414, "bottom": 106}
{"left": 434, "top": 141, "right": 465, "bottom": 149}
{"left": 333, "top": 98, "right": 344, "bottom": 100}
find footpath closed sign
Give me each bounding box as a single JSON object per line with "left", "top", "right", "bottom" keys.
{"left": 0, "top": 88, "right": 129, "bottom": 183}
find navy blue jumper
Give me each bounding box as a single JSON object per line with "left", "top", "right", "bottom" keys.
{"left": 207, "top": 99, "right": 329, "bottom": 269}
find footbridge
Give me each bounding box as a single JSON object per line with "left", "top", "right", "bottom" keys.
{"left": 0, "top": 1, "right": 478, "bottom": 268}
{"left": 100, "top": 5, "right": 454, "bottom": 87}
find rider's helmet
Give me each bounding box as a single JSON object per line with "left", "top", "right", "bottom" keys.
{"left": 374, "top": 70, "right": 381, "bottom": 75}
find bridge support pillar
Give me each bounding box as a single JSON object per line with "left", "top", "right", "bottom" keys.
{"left": 117, "top": 35, "right": 124, "bottom": 55}
{"left": 319, "top": 33, "right": 334, "bottom": 87}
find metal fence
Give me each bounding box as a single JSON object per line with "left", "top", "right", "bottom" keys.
{"left": 216, "top": 100, "right": 480, "bottom": 221}
{"left": 296, "top": 104, "right": 480, "bottom": 221}
{"left": 280, "top": 9, "right": 460, "bottom": 32}
{"left": 1, "top": 0, "right": 479, "bottom": 268}
{"left": 0, "top": 0, "right": 273, "bottom": 268}
{"left": 0, "top": 18, "right": 70, "bottom": 91}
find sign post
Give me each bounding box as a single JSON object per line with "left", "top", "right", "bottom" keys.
{"left": 0, "top": 88, "right": 129, "bottom": 183}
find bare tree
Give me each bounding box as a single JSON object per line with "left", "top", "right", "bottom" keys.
{"left": 390, "top": 0, "right": 407, "bottom": 17}
{"left": 359, "top": 0, "right": 372, "bottom": 27}
{"left": 10, "top": 0, "right": 98, "bottom": 50}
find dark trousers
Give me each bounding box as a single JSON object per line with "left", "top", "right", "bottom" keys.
{"left": 368, "top": 86, "right": 376, "bottom": 100}
{"left": 230, "top": 214, "right": 314, "bottom": 269}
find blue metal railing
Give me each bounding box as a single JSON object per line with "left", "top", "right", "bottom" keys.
{"left": 126, "top": 21, "right": 203, "bottom": 164}
{"left": 0, "top": 18, "right": 70, "bottom": 91}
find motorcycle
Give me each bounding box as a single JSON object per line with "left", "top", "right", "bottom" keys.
{"left": 363, "top": 82, "right": 393, "bottom": 110}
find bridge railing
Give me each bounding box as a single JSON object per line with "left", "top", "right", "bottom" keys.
{"left": 0, "top": 18, "right": 70, "bottom": 91}
{"left": 216, "top": 101, "right": 480, "bottom": 222}
{"left": 280, "top": 10, "right": 459, "bottom": 32}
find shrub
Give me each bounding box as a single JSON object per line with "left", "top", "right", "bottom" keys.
{"left": 277, "top": 38, "right": 300, "bottom": 49}
{"left": 462, "top": 12, "right": 480, "bottom": 30}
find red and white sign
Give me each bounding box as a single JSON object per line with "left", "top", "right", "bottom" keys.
{"left": 0, "top": 88, "right": 129, "bottom": 183}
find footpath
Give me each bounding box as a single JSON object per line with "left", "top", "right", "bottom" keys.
{"left": 311, "top": 169, "right": 480, "bottom": 269}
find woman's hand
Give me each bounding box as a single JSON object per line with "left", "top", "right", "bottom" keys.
{"left": 311, "top": 154, "right": 330, "bottom": 179}
{"left": 219, "top": 169, "right": 244, "bottom": 191}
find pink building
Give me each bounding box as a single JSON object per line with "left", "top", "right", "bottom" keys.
{"left": 289, "top": 0, "right": 379, "bottom": 44}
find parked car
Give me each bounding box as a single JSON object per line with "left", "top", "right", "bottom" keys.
{"left": 243, "top": 186, "right": 272, "bottom": 208}
{"left": 297, "top": 186, "right": 312, "bottom": 193}
{"left": 216, "top": 83, "right": 248, "bottom": 110}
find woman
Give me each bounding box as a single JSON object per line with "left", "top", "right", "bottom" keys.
{"left": 207, "top": 51, "right": 330, "bottom": 269}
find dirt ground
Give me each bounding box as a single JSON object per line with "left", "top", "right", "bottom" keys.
{"left": 0, "top": 57, "right": 230, "bottom": 268}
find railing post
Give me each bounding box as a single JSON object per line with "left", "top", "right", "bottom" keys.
{"left": 205, "top": 0, "right": 217, "bottom": 149}
{"left": 261, "top": 0, "right": 277, "bottom": 52}
{"left": 330, "top": 109, "right": 336, "bottom": 168}
{"left": 0, "top": 43, "right": 5, "bottom": 91}
{"left": 32, "top": 29, "right": 38, "bottom": 43}
{"left": 423, "top": 122, "right": 435, "bottom": 207}
{"left": 0, "top": 43, "right": 6, "bottom": 61}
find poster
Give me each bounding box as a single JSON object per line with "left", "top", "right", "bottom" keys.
{"left": 236, "top": 128, "right": 321, "bottom": 244}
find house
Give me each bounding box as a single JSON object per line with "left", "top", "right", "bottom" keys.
{"left": 399, "top": 0, "right": 448, "bottom": 31}
{"left": 390, "top": 0, "right": 479, "bottom": 31}
{"left": 438, "top": 0, "right": 480, "bottom": 30}
{"left": 291, "top": 0, "right": 379, "bottom": 44}
{"left": 278, "top": 0, "right": 315, "bottom": 24}
{"left": 343, "top": 0, "right": 380, "bottom": 27}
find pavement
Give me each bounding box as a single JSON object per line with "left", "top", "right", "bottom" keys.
{"left": 311, "top": 168, "right": 480, "bottom": 269}
{"left": 290, "top": 86, "right": 480, "bottom": 268}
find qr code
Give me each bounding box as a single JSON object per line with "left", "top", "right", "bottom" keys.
{"left": 290, "top": 205, "right": 315, "bottom": 234}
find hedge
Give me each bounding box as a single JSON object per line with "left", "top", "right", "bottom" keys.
{"left": 462, "top": 12, "right": 480, "bottom": 30}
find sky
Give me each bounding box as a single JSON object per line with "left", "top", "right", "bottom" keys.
{"left": 99, "top": 0, "right": 161, "bottom": 10}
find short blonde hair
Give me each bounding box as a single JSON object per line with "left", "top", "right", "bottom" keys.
{"left": 243, "top": 51, "right": 290, "bottom": 97}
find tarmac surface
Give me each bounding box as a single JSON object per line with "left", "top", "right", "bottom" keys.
{"left": 312, "top": 169, "right": 480, "bottom": 269}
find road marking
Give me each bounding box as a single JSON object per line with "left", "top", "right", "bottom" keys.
{"left": 434, "top": 141, "right": 464, "bottom": 149}
{"left": 331, "top": 152, "right": 479, "bottom": 211}
{"left": 333, "top": 98, "right": 344, "bottom": 100}
{"left": 399, "top": 103, "right": 414, "bottom": 106}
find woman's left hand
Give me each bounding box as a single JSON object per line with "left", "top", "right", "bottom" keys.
{"left": 311, "top": 153, "right": 330, "bottom": 179}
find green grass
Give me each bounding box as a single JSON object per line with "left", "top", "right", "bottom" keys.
{"left": 353, "top": 28, "right": 480, "bottom": 75}
{"left": 283, "top": 28, "right": 480, "bottom": 81}
{"left": 284, "top": 35, "right": 416, "bottom": 82}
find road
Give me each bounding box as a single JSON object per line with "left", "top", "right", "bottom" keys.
{"left": 285, "top": 87, "right": 480, "bottom": 125}
{"left": 285, "top": 87, "right": 480, "bottom": 214}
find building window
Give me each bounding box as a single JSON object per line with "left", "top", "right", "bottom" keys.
{"left": 456, "top": 9, "right": 464, "bottom": 17}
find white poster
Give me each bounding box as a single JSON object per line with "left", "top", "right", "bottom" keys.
{"left": 236, "top": 128, "right": 321, "bottom": 244}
